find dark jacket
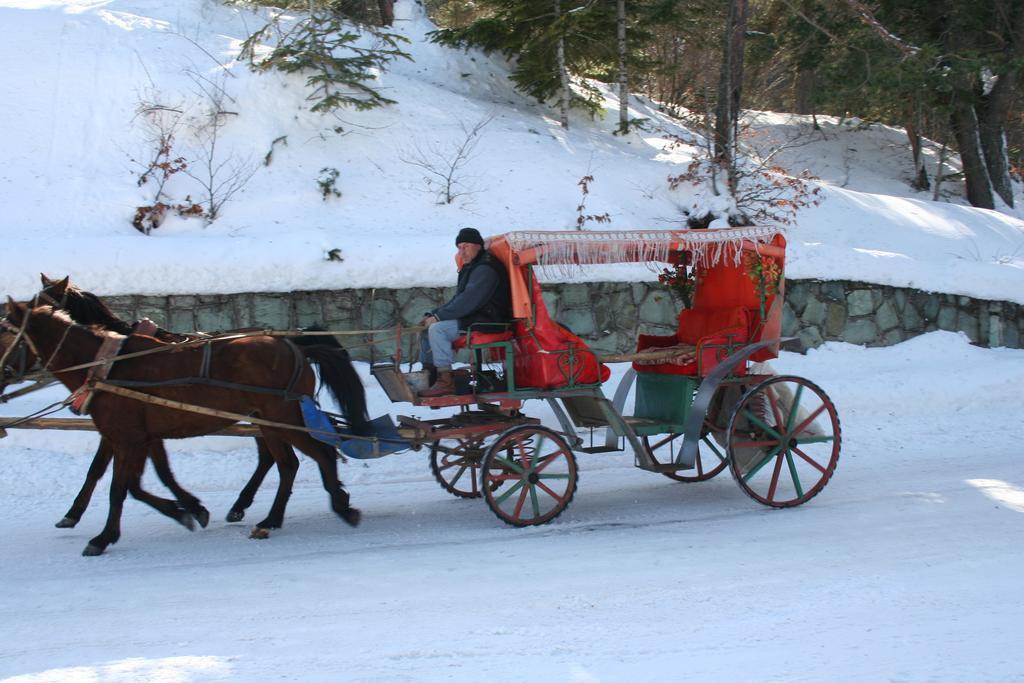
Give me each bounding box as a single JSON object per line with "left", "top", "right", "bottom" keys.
{"left": 432, "top": 250, "right": 512, "bottom": 331}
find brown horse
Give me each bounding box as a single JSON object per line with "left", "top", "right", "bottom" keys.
{"left": 34, "top": 275, "right": 358, "bottom": 528}
{"left": 4, "top": 300, "right": 364, "bottom": 556}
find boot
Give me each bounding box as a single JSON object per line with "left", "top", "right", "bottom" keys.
{"left": 419, "top": 369, "right": 454, "bottom": 397}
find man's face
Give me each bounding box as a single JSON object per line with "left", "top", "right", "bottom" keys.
{"left": 457, "top": 241, "right": 482, "bottom": 263}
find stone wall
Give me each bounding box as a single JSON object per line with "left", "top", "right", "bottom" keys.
{"left": 101, "top": 280, "right": 1022, "bottom": 361}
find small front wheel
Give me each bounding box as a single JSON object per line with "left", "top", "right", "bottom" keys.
{"left": 481, "top": 426, "right": 578, "bottom": 526}
{"left": 726, "top": 376, "right": 841, "bottom": 507}
{"left": 429, "top": 437, "right": 490, "bottom": 498}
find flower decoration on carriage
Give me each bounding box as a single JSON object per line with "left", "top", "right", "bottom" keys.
{"left": 658, "top": 250, "right": 695, "bottom": 309}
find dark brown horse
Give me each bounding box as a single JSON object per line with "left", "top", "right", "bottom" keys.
{"left": 4, "top": 300, "right": 366, "bottom": 556}
{"left": 35, "top": 275, "right": 362, "bottom": 528}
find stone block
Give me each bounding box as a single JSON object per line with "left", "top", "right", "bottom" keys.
{"left": 252, "top": 295, "right": 290, "bottom": 329}
{"left": 324, "top": 291, "right": 361, "bottom": 325}
{"left": 294, "top": 295, "right": 324, "bottom": 328}
{"left": 781, "top": 302, "right": 799, "bottom": 336}
{"left": 610, "top": 290, "right": 638, "bottom": 331}
{"left": 936, "top": 305, "right": 957, "bottom": 331}
{"left": 797, "top": 326, "right": 823, "bottom": 351}
{"left": 558, "top": 307, "right": 596, "bottom": 337}
{"left": 842, "top": 318, "right": 879, "bottom": 346}
{"left": 876, "top": 299, "right": 899, "bottom": 332}
{"left": 639, "top": 291, "right": 677, "bottom": 328}
{"left": 803, "top": 297, "right": 827, "bottom": 327}
{"left": 360, "top": 296, "right": 398, "bottom": 330}
{"left": 196, "top": 304, "right": 234, "bottom": 333}
{"left": 541, "top": 290, "right": 559, "bottom": 318}
{"left": 846, "top": 289, "right": 875, "bottom": 317}
{"left": 400, "top": 292, "right": 441, "bottom": 324}
{"left": 822, "top": 281, "right": 846, "bottom": 302}
{"left": 901, "top": 303, "right": 923, "bottom": 333}
{"left": 881, "top": 328, "right": 905, "bottom": 346}
{"left": 169, "top": 295, "right": 196, "bottom": 309}
{"left": 916, "top": 293, "right": 940, "bottom": 321}
{"left": 1003, "top": 321, "right": 1020, "bottom": 348}
{"left": 233, "top": 294, "right": 254, "bottom": 328}
{"left": 168, "top": 308, "right": 195, "bottom": 332}
{"left": 958, "top": 310, "right": 979, "bottom": 343}
{"left": 558, "top": 284, "right": 591, "bottom": 308}
{"left": 137, "top": 307, "right": 167, "bottom": 327}
{"left": 893, "top": 289, "right": 907, "bottom": 312}
{"left": 785, "top": 280, "right": 809, "bottom": 314}
{"left": 824, "top": 303, "right": 846, "bottom": 338}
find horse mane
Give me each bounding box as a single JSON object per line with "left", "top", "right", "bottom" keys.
{"left": 50, "top": 284, "right": 134, "bottom": 336}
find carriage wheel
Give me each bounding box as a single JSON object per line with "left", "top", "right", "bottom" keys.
{"left": 642, "top": 430, "right": 728, "bottom": 482}
{"left": 429, "top": 436, "right": 492, "bottom": 499}
{"left": 481, "top": 425, "right": 578, "bottom": 526}
{"left": 726, "top": 376, "right": 841, "bottom": 507}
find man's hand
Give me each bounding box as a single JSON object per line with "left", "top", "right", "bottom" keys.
{"left": 422, "top": 314, "right": 438, "bottom": 328}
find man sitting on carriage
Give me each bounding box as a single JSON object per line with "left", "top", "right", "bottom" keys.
{"left": 419, "top": 227, "right": 512, "bottom": 396}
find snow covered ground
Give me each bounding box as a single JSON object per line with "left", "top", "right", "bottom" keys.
{"left": 2, "top": 332, "right": 1024, "bottom": 681}
{"left": 2, "top": 1, "right": 1024, "bottom": 681}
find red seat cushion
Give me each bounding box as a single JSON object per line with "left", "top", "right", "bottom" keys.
{"left": 453, "top": 329, "right": 514, "bottom": 351}
{"left": 676, "top": 307, "right": 750, "bottom": 345}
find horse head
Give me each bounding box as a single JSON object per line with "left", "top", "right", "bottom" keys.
{"left": 0, "top": 299, "right": 40, "bottom": 392}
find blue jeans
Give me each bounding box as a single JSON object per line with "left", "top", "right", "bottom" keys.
{"left": 419, "top": 319, "right": 461, "bottom": 370}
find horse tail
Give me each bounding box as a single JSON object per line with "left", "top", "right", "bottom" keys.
{"left": 299, "top": 343, "right": 371, "bottom": 436}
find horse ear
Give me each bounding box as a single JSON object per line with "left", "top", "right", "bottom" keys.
{"left": 5, "top": 297, "right": 24, "bottom": 322}
{"left": 40, "top": 273, "right": 52, "bottom": 286}
{"left": 52, "top": 276, "right": 70, "bottom": 294}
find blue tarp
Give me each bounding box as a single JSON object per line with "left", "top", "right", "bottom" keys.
{"left": 300, "top": 396, "right": 409, "bottom": 459}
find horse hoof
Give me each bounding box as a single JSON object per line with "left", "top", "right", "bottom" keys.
{"left": 342, "top": 507, "right": 361, "bottom": 527}
{"left": 177, "top": 512, "right": 196, "bottom": 532}
{"left": 55, "top": 516, "right": 79, "bottom": 529}
{"left": 225, "top": 509, "right": 244, "bottom": 523}
{"left": 195, "top": 507, "right": 210, "bottom": 529}
{"left": 82, "top": 544, "right": 104, "bottom": 556}
{"left": 249, "top": 527, "right": 271, "bottom": 540}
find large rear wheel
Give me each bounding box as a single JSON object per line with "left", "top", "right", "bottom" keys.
{"left": 726, "top": 376, "right": 841, "bottom": 507}
{"left": 481, "top": 426, "right": 578, "bottom": 526}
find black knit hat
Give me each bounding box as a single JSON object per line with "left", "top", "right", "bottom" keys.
{"left": 455, "top": 227, "right": 484, "bottom": 246}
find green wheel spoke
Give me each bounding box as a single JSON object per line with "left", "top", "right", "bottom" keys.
{"left": 537, "top": 473, "right": 570, "bottom": 480}
{"left": 786, "top": 450, "right": 804, "bottom": 497}
{"left": 493, "top": 455, "right": 524, "bottom": 474}
{"left": 741, "top": 444, "right": 784, "bottom": 482}
{"left": 494, "top": 479, "right": 525, "bottom": 505}
{"left": 743, "top": 409, "right": 784, "bottom": 441}
{"left": 795, "top": 435, "right": 834, "bottom": 445}
{"left": 529, "top": 484, "right": 540, "bottom": 517}
{"left": 700, "top": 435, "right": 726, "bottom": 462}
{"left": 786, "top": 384, "right": 804, "bottom": 432}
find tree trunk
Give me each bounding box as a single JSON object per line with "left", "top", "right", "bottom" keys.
{"left": 950, "top": 102, "right": 995, "bottom": 209}
{"left": 616, "top": 0, "right": 629, "bottom": 134}
{"left": 714, "top": 0, "right": 749, "bottom": 196}
{"left": 555, "top": 0, "right": 570, "bottom": 129}
{"left": 377, "top": 0, "right": 394, "bottom": 26}
{"left": 794, "top": 66, "right": 815, "bottom": 116}
{"left": 905, "top": 119, "right": 929, "bottom": 191}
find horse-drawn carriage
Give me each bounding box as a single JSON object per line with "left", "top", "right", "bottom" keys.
{"left": 0, "top": 227, "right": 841, "bottom": 553}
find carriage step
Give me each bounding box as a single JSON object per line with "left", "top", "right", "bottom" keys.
{"left": 577, "top": 445, "right": 622, "bottom": 454}
{"left": 640, "top": 462, "right": 696, "bottom": 473}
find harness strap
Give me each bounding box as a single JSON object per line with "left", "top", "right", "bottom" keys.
{"left": 283, "top": 339, "right": 305, "bottom": 400}
{"left": 71, "top": 335, "right": 127, "bottom": 416}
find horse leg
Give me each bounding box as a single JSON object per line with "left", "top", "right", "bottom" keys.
{"left": 83, "top": 443, "right": 145, "bottom": 556}
{"left": 287, "top": 432, "right": 360, "bottom": 528}
{"left": 226, "top": 437, "right": 286, "bottom": 523}
{"left": 148, "top": 440, "right": 210, "bottom": 529}
{"left": 250, "top": 433, "right": 299, "bottom": 538}
{"left": 56, "top": 437, "right": 114, "bottom": 528}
